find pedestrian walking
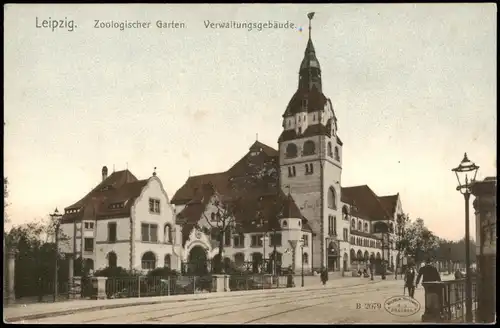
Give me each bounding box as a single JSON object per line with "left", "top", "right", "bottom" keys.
{"left": 416, "top": 258, "right": 441, "bottom": 289}
{"left": 404, "top": 264, "right": 417, "bottom": 298}
{"left": 320, "top": 267, "right": 328, "bottom": 286}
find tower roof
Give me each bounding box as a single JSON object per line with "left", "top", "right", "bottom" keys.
{"left": 300, "top": 38, "right": 321, "bottom": 71}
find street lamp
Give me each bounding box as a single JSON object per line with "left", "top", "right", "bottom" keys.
{"left": 452, "top": 152, "right": 479, "bottom": 323}
{"left": 50, "top": 208, "right": 63, "bottom": 302}
{"left": 381, "top": 231, "right": 387, "bottom": 280}
{"left": 268, "top": 227, "right": 278, "bottom": 276}
{"left": 299, "top": 239, "right": 305, "bottom": 287}
{"left": 261, "top": 235, "right": 269, "bottom": 274}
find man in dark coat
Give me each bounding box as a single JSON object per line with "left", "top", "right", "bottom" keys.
{"left": 404, "top": 264, "right": 417, "bottom": 298}
{"left": 320, "top": 267, "right": 328, "bottom": 286}
{"left": 416, "top": 259, "right": 441, "bottom": 288}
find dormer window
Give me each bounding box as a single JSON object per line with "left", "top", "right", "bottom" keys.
{"left": 301, "top": 99, "right": 308, "bottom": 110}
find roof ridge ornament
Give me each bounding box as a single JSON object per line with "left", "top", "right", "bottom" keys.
{"left": 307, "top": 12, "right": 315, "bottom": 40}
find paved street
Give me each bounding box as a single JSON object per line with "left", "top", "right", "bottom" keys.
{"left": 15, "top": 278, "right": 431, "bottom": 324}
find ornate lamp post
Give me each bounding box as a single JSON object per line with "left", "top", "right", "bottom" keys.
{"left": 50, "top": 208, "right": 63, "bottom": 302}
{"left": 452, "top": 153, "right": 479, "bottom": 323}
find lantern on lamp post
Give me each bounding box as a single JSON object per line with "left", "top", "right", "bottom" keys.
{"left": 451, "top": 152, "right": 479, "bottom": 323}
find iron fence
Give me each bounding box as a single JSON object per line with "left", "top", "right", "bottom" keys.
{"left": 442, "top": 278, "right": 478, "bottom": 322}
{"left": 9, "top": 273, "right": 291, "bottom": 303}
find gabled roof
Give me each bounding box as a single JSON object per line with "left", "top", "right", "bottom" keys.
{"left": 173, "top": 142, "right": 313, "bottom": 238}
{"left": 171, "top": 141, "right": 279, "bottom": 205}
{"left": 378, "top": 194, "right": 399, "bottom": 217}
{"left": 341, "top": 185, "right": 392, "bottom": 221}
{"left": 62, "top": 170, "right": 148, "bottom": 222}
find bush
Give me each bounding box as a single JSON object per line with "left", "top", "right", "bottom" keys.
{"left": 147, "top": 267, "right": 179, "bottom": 278}
{"left": 94, "top": 266, "right": 131, "bottom": 278}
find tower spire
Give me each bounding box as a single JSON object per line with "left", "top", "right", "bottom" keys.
{"left": 308, "top": 12, "right": 315, "bottom": 40}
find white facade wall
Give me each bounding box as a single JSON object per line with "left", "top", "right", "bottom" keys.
{"left": 94, "top": 217, "right": 131, "bottom": 270}
{"left": 131, "top": 176, "right": 182, "bottom": 272}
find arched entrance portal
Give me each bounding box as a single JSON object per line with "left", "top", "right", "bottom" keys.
{"left": 327, "top": 241, "right": 339, "bottom": 272}
{"left": 184, "top": 245, "right": 209, "bottom": 275}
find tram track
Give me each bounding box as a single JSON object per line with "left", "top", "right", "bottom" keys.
{"left": 84, "top": 282, "right": 379, "bottom": 323}
{"left": 149, "top": 283, "right": 384, "bottom": 324}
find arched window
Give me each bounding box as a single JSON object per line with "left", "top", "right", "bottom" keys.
{"left": 351, "top": 219, "right": 355, "bottom": 229}
{"left": 327, "top": 142, "right": 333, "bottom": 157}
{"left": 164, "top": 254, "right": 171, "bottom": 268}
{"left": 303, "top": 140, "right": 316, "bottom": 156}
{"left": 350, "top": 249, "right": 356, "bottom": 264}
{"left": 342, "top": 206, "right": 349, "bottom": 221}
{"left": 107, "top": 252, "right": 117, "bottom": 268}
{"left": 364, "top": 223, "right": 368, "bottom": 233}
{"left": 251, "top": 253, "right": 263, "bottom": 273}
{"left": 303, "top": 253, "right": 309, "bottom": 264}
{"left": 334, "top": 147, "right": 340, "bottom": 161}
{"left": 141, "top": 251, "right": 156, "bottom": 270}
{"left": 282, "top": 220, "right": 288, "bottom": 228}
{"left": 164, "top": 224, "right": 172, "bottom": 243}
{"left": 357, "top": 250, "right": 363, "bottom": 261}
{"left": 234, "top": 252, "right": 245, "bottom": 266}
{"left": 358, "top": 221, "right": 362, "bottom": 231}
{"left": 286, "top": 143, "right": 298, "bottom": 158}
{"left": 327, "top": 187, "right": 337, "bottom": 210}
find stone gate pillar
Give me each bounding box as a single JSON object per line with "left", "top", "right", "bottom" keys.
{"left": 68, "top": 254, "right": 74, "bottom": 283}
{"left": 7, "top": 248, "right": 17, "bottom": 303}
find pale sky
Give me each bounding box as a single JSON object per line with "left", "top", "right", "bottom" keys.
{"left": 4, "top": 4, "right": 497, "bottom": 241}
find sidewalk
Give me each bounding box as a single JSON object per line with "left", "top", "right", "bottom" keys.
{"left": 4, "top": 276, "right": 380, "bottom": 322}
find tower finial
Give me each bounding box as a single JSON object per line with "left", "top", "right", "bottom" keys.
{"left": 307, "top": 12, "right": 315, "bottom": 40}
{"left": 153, "top": 167, "right": 157, "bottom": 177}
{"left": 256, "top": 133, "right": 258, "bottom": 141}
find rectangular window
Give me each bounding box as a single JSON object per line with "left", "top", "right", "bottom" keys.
{"left": 84, "top": 238, "right": 94, "bottom": 252}
{"left": 333, "top": 216, "right": 337, "bottom": 236}
{"left": 233, "top": 234, "right": 244, "bottom": 248}
{"left": 292, "top": 166, "right": 296, "bottom": 176}
{"left": 141, "top": 223, "right": 158, "bottom": 242}
{"left": 84, "top": 222, "right": 94, "bottom": 230}
{"left": 343, "top": 228, "right": 348, "bottom": 242}
{"left": 328, "top": 216, "right": 334, "bottom": 236}
{"left": 224, "top": 230, "right": 231, "bottom": 246}
{"left": 108, "top": 222, "right": 117, "bottom": 242}
{"left": 251, "top": 234, "right": 263, "bottom": 247}
{"left": 302, "top": 234, "right": 308, "bottom": 247}
{"left": 288, "top": 167, "right": 292, "bottom": 177}
{"left": 149, "top": 198, "right": 160, "bottom": 214}
{"left": 270, "top": 233, "right": 282, "bottom": 247}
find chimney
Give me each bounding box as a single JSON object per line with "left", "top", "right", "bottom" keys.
{"left": 102, "top": 166, "right": 108, "bottom": 181}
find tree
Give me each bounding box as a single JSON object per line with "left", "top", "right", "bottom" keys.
{"left": 200, "top": 187, "right": 242, "bottom": 274}
{"left": 403, "top": 218, "right": 440, "bottom": 265}
{"left": 4, "top": 177, "right": 9, "bottom": 224}
{"left": 394, "top": 213, "right": 410, "bottom": 277}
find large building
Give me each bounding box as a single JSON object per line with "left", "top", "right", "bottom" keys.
{"left": 171, "top": 19, "right": 402, "bottom": 274}
{"left": 59, "top": 17, "right": 402, "bottom": 275}
{"left": 59, "top": 167, "right": 184, "bottom": 272}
